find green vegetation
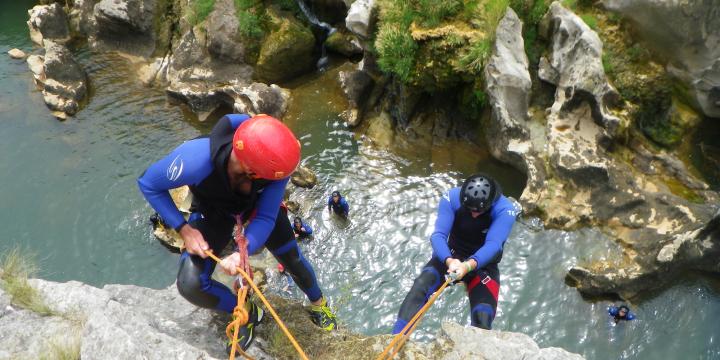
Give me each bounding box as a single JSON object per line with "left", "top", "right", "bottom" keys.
{"left": 235, "top": 0, "right": 267, "bottom": 38}
{"left": 509, "top": 0, "right": 549, "bottom": 65}
{"left": 190, "top": 0, "right": 215, "bottom": 25}
{"left": 580, "top": 14, "right": 597, "bottom": 29}
{"left": 375, "top": 0, "right": 511, "bottom": 84}
{"left": 39, "top": 335, "right": 82, "bottom": 360}
{"left": 0, "top": 247, "right": 55, "bottom": 316}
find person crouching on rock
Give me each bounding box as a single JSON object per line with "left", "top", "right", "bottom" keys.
{"left": 609, "top": 304, "right": 636, "bottom": 323}
{"left": 293, "top": 216, "right": 313, "bottom": 240}
{"left": 327, "top": 190, "right": 349, "bottom": 218}
{"left": 138, "top": 114, "right": 338, "bottom": 352}
{"left": 391, "top": 174, "right": 517, "bottom": 333}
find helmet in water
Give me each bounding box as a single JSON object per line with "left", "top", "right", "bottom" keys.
{"left": 332, "top": 191, "right": 341, "bottom": 198}
{"left": 232, "top": 114, "right": 301, "bottom": 180}
{"left": 460, "top": 173, "right": 501, "bottom": 213}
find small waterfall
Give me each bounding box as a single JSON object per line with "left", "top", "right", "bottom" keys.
{"left": 296, "top": 0, "right": 336, "bottom": 70}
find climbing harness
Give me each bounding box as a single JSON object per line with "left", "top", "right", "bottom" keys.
{"left": 376, "top": 274, "right": 455, "bottom": 360}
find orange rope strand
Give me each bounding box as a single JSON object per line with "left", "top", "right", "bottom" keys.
{"left": 376, "top": 277, "right": 453, "bottom": 360}
{"left": 205, "top": 250, "right": 310, "bottom": 360}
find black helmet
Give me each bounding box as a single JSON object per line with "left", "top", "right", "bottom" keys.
{"left": 293, "top": 217, "right": 302, "bottom": 224}
{"left": 460, "top": 173, "right": 501, "bottom": 212}
{"left": 332, "top": 191, "right": 341, "bottom": 198}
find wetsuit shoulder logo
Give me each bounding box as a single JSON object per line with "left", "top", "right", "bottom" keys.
{"left": 167, "top": 155, "right": 184, "bottom": 181}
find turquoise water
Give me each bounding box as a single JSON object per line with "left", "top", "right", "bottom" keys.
{"left": 2, "top": 1, "right": 720, "bottom": 359}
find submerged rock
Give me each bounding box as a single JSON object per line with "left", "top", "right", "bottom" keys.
{"left": 27, "top": 3, "right": 70, "bottom": 46}
{"left": 7, "top": 49, "right": 26, "bottom": 59}
{"left": 291, "top": 166, "right": 318, "bottom": 189}
{"left": 325, "top": 30, "right": 363, "bottom": 57}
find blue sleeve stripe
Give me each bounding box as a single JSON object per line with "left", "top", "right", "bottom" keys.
{"left": 469, "top": 195, "right": 517, "bottom": 268}
{"left": 245, "top": 177, "right": 290, "bottom": 253}
{"left": 430, "top": 189, "right": 456, "bottom": 263}
{"left": 224, "top": 113, "right": 251, "bottom": 129}
{"left": 137, "top": 138, "right": 213, "bottom": 230}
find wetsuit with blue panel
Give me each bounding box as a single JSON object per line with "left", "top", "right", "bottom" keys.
{"left": 293, "top": 218, "right": 313, "bottom": 239}
{"left": 392, "top": 179, "right": 516, "bottom": 333}
{"left": 138, "top": 114, "right": 323, "bottom": 313}
{"left": 327, "top": 192, "right": 349, "bottom": 217}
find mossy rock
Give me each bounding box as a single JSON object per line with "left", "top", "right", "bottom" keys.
{"left": 255, "top": 13, "right": 315, "bottom": 83}
{"left": 325, "top": 30, "right": 362, "bottom": 57}
{"left": 641, "top": 98, "right": 701, "bottom": 148}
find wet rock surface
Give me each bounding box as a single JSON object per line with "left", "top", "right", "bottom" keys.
{"left": 27, "top": 3, "right": 70, "bottom": 46}
{"left": 485, "top": 2, "right": 720, "bottom": 299}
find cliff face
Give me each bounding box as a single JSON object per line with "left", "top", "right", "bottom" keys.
{"left": 0, "top": 279, "right": 585, "bottom": 360}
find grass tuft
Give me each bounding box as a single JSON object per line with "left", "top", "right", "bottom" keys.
{"left": 235, "top": 0, "right": 267, "bottom": 39}
{"left": 39, "top": 334, "right": 82, "bottom": 360}
{"left": 580, "top": 14, "right": 598, "bottom": 30}
{"left": 0, "top": 247, "right": 55, "bottom": 316}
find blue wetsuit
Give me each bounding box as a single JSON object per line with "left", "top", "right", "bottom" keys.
{"left": 608, "top": 306, "right": 636, "bottom": 321}
{"left": 392, "top": 187, "right": 517, "bottom": 333}
{"left": 293, "top": 220, "right": 313, "bottom": 239}
{"left": 138, "top": 114, "right": 322, "bottom": 313}
{"left": 327, "top": 196, "right": 349, "bottom": 217}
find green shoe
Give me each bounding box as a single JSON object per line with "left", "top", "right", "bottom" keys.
{"left": 309, "top": 298, "right": 337, "bottom": 331}
{"left": 226, "top": 301, "right": 264, "bottom": 353}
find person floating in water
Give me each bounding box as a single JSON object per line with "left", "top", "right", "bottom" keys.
{"left": 137, "top": 114, "right": 338, "bottom": 352}
{"left": 327, "top": 190, "right": 349, "bottom": 218}
{"left": 292, "top": 216, "right": 313, "bottom": 239}
{"left": 608, "top": 305, "right": 636, "bottom": 323}
{"left": 391, "top": 174, "right": 517, "bottom": 333}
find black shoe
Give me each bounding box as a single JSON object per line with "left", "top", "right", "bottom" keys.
{"left": 226, "top": 301, "right": 264, "bottom": 353}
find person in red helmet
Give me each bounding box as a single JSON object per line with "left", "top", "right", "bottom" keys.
{"left": 138, "top": 114, "right": 337, "bottom": 352}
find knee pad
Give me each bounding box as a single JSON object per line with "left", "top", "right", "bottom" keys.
{"left": 176, "top": 254, "right": 219, "bottom": 309}
{"left": 471, "top": 303, "right": 495, "bottom": 329}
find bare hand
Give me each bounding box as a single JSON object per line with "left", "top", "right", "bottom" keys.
{"left": 220, "top": 252, "right": 242, "bottom": 276}
{"left": 179, "top": 224, "right": 209, "bottom": 258}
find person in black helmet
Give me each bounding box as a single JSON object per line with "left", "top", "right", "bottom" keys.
{"left": 391, "top": 174, "right": 517, "bottom": 333}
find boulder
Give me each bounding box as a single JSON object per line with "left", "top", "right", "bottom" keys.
{"left": 325, "top": 30, "right": 363, "bottom": 57}
{"left": 90, "top": 0, "right": 162, "bottom": 57}
{"left": 255, "top": 14, "right": 316, "bottom": 83}
{"left": 27, "top": 3, "right": 70, "bottom": 46}
{"left": 67, "top": 0, "right": 97, "bottom": 37}
{"left": 603, "top": 0, "right": 720, "bottom": 118}
{"left": 28, "top": 41, "right": 87, "bottom": 119}
{"left": 539, "top": 2, "right": 622, "bottom": 136}
{"left": 483, "top": 8, "right": 546, "bottom": 203}
{"left": 7, "top": 49, "right": 26, "bottom": 59}
{"left": 338, "top": 68, "right": 374, "bottom": 127}
{"left": 291, "top": 166, "right": 318, "bottom": 189}
{"left": 166, "top": 82, "right": 290, "bottom": 121}
{"left": 206, "top": 0, "right": 245, "bottom": 63}
{"left": 345, "top": 0, "right": 375, "bottom": 38}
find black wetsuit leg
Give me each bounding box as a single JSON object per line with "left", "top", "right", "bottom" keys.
{"left": 264, "top": 208, "right": 323, "bottom": 302}
{"left": 392, "top": 257, "right": 445, "bottom": 334}
{"left": 175, "top": 214, "right": 236, "bottom": 313}
{"left": 462, "top": 264, "right": 500, "bottom": 329}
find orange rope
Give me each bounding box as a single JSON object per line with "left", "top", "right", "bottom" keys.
{"left": 376, "top": 277, "right": 453, "bottom": 360}
{"left": 205, "top": 250, "right": 310, "bottom": 360}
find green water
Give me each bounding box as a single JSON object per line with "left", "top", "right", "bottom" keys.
{"left": 2, "top": 1, "right": 720, "bottom": 359}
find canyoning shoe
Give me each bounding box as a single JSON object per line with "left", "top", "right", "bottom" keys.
{"left": 226, "top": 301, "right": 264, "bottom": 353}
{"left": 309, "top": 298, "right": 337, "bottom": 331}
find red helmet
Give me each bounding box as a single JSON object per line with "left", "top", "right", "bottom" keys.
{"left": 277, "top": 263, "right": 285, "bottom": 272}
{"left": 232, "top": 115, "right": 301, "bottom": 180}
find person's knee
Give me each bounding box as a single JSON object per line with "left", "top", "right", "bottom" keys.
{"left": 470, "top": 303, "right": 495, "bottom": 329}
{"left": 176, "top": 254, "right": 218, "bottom": 309}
